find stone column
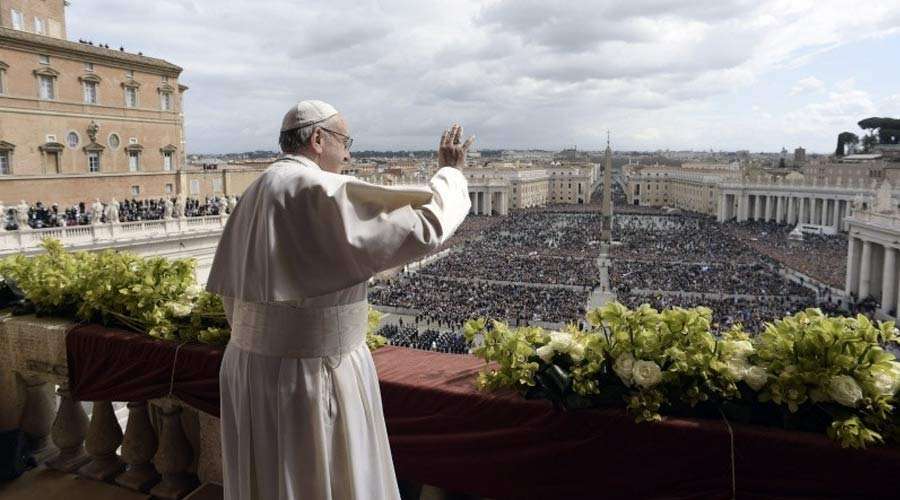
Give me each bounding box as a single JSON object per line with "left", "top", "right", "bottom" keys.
{"left": 116, "top": 401, "right": 160, "bottom": 492}
{"left": 882, "top": 247, "right": 897, "bottom": 315}
{"left": 717, "top": 195, "right": 726, "bottom": 222}
{"left": 859, "top": 240, "right": 873, "bottom": 300}
{"left": 787, "top": 197, "right": 795, "bottom": 224}
{"left": 753, "top": 195, "right": 762, "bottom": 221}
{"left": 150, "top": 405, "right": 198, "bottom": 499}
{"left": 19, "top": 375, "right": 56, "bottom": 462}
{"left": 776, "top": 196, "right": 784, "bottom": 223}
{"left": 78, "top": 400, "right": 124, "bottom": 480}
{"left": 833, "top": 199, "right": 842, "bottom": 232}
{"left": 485, "top": 189, "right": 493, "bottom": 216}
{"left": 46, "top": 383, "right": 90, "bottom": 472}
{"left": 846, "top": 237, "right": 860, "bottom": 297}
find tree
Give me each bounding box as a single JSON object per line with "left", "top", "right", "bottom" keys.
{"left": 835, "top": 132, "right": 859, "bottom": 157}
{"left": 857, "top": 117, "right": 900, "bottom": 145}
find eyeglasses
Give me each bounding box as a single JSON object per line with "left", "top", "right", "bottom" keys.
{"left": 320, "top": 127, "right": 353, "bottom": 150}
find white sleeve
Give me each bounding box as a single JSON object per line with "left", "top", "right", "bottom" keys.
{"left": 291, "top": 167, "right": 471, "bottom": 294}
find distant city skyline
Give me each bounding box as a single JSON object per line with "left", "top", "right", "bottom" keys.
{"left": 69, "top": 0, "right": 900, "bottom": 154}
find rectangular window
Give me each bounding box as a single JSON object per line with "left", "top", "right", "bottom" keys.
{"left": 163, "top": 151, "right": 173, "bottom": 171}
{"left": 34, "top": 17, "right": 45, "bottom": 34}
{"left": 48, "top": 19, "right": 61, "bottom": 38}
{"left": 212, "top": 178, "right": 223, "bottom": 193}
{"left": 160, "top": 92, "right": 172, "bottom": 111}
{"left": 38, "top": 54, "right": 50, "bottom": 65}
{"left": 39, "top": 75, "right": 54, "bottom": 99}
{"left": 190, "top": 179, "right": 200, "bottom": 195}
{"left": 164, "top": 183, "right": 173, "bottom": 194}
{"left": 128, "top": 151, "right": 140, "bottom": 172}
{"left": 125, "top": 87, "right": 137, "bottom": 107}
{"left": 85, "top": 62, "right": 94, "bottom": 72}
{"left": 126, "top": 70, "right": 134, "bottom": 78}
{"left": 11, "top": 10, "right": 23, "bottom": 30}
{"left": 0, "top": 151, "right": 9, "bottom": 175}
{"left": 83, "top": 81, "right": 97, "bottom": 104}
{"left": 0, "top": 68, "right": 5, "bottom": 95}
{"left": 88, "top": 152, "right": 100, "bottom": 172}
{"left": 131, "top": 185, "right": 140, "bottom": 196}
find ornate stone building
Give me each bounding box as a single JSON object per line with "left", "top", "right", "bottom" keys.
{"left": 0, "top": 0, "right": 187, "bottom": 204}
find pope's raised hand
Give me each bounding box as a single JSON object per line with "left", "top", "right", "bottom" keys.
{"left": 438, "top": 123, "right": 475, "bottom": 168}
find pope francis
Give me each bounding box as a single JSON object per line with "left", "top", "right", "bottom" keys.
{"left": 206, "top": 100, "right": 473, "bottom": 499}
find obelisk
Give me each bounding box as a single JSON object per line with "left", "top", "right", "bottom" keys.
{"left": 601, "top": 131, "right": 613, "bottom": 242}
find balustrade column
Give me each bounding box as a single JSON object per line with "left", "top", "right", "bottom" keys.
{"left": 78, "top": 400, "right": 124, "bottom": 480}
{"left": 150, "top": 404, "right": 198, "bottom": 499}
{"left": 882, "top": 248, "right": 897, "bottom": 316}
{"left": 859, "top": 240, "right": 873, "bottom": 300}
{"left": 116, "top": 401, "right": 160, "bottom": 492}
{"left": 18, "top": 374, "right": 56, "bottom": 462}
{"left": 46, "top": 383, "right": 90, "bottom": 472}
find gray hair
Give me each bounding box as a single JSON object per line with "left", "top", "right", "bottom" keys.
{"left": 279, "top": 125, "right": 316, "bottom": 153}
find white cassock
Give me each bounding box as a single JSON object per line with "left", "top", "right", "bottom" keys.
{"left": 206, "top": 154, "right": 470, "bottom": 500}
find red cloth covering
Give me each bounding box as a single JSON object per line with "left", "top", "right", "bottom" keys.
{"left": 67, "top": 324, "right": 223, "bottom": 416}
{"left": 67, "top": 326, "right": 900, "bottom": 499}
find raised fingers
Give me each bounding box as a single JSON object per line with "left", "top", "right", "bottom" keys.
{"left": 462, "top": 134, "right": 476, "bottom": 151}
{"left": 452, "top": 124, "right": 462, "bottom": 145}
{"left": 440, "top": 128, "right": 450, "bottom": 148}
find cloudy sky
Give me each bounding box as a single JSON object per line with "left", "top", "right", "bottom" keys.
{"left": 68, "top": 0, "right": 900, "bottom": 154}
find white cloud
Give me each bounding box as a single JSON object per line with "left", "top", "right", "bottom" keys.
{"left": 64, "top": 0, "right": 900, "bottom": 153}
{"left": 783, "top": 80, "right": 876, "bottom": 136}
{"left": 790, "top": 77, "right": 825, "bottom": 95}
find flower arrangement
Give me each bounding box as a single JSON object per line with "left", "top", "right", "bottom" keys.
{"left": 0, "top": 239, "right": 388, "bottom": 351}
{"left": 464, "top": 301, "right": 900, "bottom": 448}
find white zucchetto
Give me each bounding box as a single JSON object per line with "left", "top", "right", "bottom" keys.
{"left": 280, "top": 100, "right": 339, "bottom": 132}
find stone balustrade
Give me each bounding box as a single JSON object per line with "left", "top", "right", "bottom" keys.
{"left": 0, "top": 313, "right": 221, "bottom": 498}
{"left": 0, "top": 215, "right": 228, "bottom": 256}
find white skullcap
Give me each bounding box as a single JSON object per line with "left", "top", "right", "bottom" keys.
{"left": 280, "top": 100, "right": 339, "bottom": 132}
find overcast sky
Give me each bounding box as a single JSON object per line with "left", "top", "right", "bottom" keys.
{"left": 68, "top": 0, "right": 900, "bottom": 154}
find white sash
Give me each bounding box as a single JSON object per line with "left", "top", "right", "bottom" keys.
{"left": 228, "top": 298, "right": 368, "bottom": 359}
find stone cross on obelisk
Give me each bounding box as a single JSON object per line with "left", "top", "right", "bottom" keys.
{"left": 601, "top": 130, "right": 613, "bottom": 242}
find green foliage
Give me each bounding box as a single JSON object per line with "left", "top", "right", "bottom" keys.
{"left": 1, "top": 239, "right": 388, "bottom": 352}
{"left": 467, "top": 302, "right": 900, "bottom": 449}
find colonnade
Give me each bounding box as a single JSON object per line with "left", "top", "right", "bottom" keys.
{"left": 845, "top": 235, "right": 900, "bottom": 316}
{"left": 718, "top": 192, "right": 854, "bottom": 232}
{"left": 468, "top": 189, "right": 509, "bottom": 216}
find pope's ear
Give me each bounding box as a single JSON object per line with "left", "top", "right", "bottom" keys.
{"left": 310, "top": 127, "right": 325, "bottom": 154}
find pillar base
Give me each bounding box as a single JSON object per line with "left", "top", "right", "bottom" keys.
{"left": 77, "top": 454, "right": 124, "bottom": 481}
{"left": 45, "top": 446, "right": 90, "bottom": 473}
{"left": 116, "top": 463, "right": 161, "bottom": 492}
{"left": 150, "top": 473, "right": 199, "bottom": 500}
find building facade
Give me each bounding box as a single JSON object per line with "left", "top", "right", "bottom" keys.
{"left": 0, "top": 1, "right": 186, "bottom": 205}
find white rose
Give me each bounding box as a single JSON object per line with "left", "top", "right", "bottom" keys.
{"left": 743, "top": 366, "right": 768, "bottom": 391}
{"left": 632, "top": 360, "right": 663, "bottom": 389}
{"left": 725, "top": 358, "right": 750, "bottom": 380}
{"left": 535, "top": 345, "right": 555, "bottom": 364}
{"left": 184, "top": 284, "right": 202, "bottom": 299}
{"left": 167, "top": 301, "right": 192, "bottom": 318}
{"left": 872, "top": 371, "right": 895, "bottom": 396}
{"left": 548, "top": 332, "right": 574, "bottom": 353}
{"left": 731, "top": 340, "right": 754, "bottom": 359}
{"left": 613, "top": 353, "right": 635, "bottom": 386}
{"left": 828, "top": 375, "right": 864, "bottom": 407}
{"left": 569, "top": 343, "right": 585, "bottom": 362}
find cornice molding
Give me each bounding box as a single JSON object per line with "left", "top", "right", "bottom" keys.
{"left": 33, "top": 67, "right": 60, "bottom": 78}
{"left": 78, "top": 73, "right": 102, "bottom": 83}
{"left": 0, "top": 28, "right": 182, "bottom": 76}
{"left": 0, "top": 140, "right": 15, "bottom": 151}
{"left": 39, "top": 142, "right": 65, "bottom": 153}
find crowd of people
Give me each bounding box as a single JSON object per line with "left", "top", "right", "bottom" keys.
{"left": 369, "top": 274, "right": 588, "bottom": 327}
{"left": 2, "top": 196, "right": 236, "bottom": 230}
{"left": 611, "top": 261, "right": 812, "bottom": 297}
{"left": 376, "top": 324, "right": 470, "bottom": 354}
{"left": 722, "top": 220, "right": 848, "bottom": 289}
{"left": 420, "top": 251, "right": 598, "bottom": 286}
